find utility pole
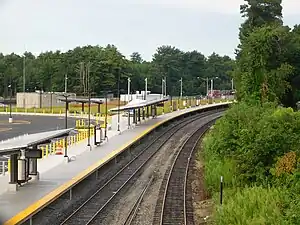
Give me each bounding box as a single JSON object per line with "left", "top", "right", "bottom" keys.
{"left": 231, "top": 78, "right": 234, "bottom": 90}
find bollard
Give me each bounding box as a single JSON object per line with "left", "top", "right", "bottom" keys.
{"left": 46, "top": 145, "right": 49, "bottom": 157}
{"left": 54, "top": 141, "right": 58, "bottom": 153}
{"left": 7, "top": 159, "right": 10, "bottom": 173}
{"left": 41, "top": 146, "right": 45, "bottom": 158}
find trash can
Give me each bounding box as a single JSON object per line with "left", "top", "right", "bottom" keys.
{"left": 94, "top": 125, "right": 103, "bottom": 145}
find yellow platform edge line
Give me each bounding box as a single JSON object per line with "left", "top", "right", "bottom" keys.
{"left": 4, "top": 103, "right": 229, "bottom": 225}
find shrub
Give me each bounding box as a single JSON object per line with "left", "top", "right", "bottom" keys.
{"left": 201, "top": 101, "right": 300, "bottom": 224}
{"left": 203, "top": 102, "right": 300, "bottom": 185}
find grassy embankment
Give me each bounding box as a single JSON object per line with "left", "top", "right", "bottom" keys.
{"left": 195, "top": 102, "right": 300, "bottom": 225}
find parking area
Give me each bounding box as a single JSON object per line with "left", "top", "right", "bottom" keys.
{"left": 0, "top": 114, "right": 77, "bottom": 141}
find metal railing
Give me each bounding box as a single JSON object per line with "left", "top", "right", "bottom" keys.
{"left": 0, "top": 160, "right": 8, "bottom": 175}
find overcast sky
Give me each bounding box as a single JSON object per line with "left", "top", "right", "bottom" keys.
{"left": 0, "top": 0, "right": 299, "bottom": 60}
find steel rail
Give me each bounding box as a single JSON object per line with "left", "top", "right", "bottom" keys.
{"left": 157, "top": 118, "right": 218, "bottom": 225}
{"left": 122, "top": 176, "right": 154, "bottom": 225}
{"left": 84, "top": 112, "right": 217, "bottom": 225}
{"left": 60, "top": 110, "right": 221, "bottom": 225}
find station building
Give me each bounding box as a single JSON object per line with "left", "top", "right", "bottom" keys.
{"left": 16, "top": 91, "right": 76, "bottom": 109}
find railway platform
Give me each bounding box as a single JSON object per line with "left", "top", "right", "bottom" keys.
{"left": 0, "top": 102, "right": 230, "bottom": 225}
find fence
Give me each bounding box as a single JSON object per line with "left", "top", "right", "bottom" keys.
{"left": 0, "top": 160, "right": 8, "bottom": 176}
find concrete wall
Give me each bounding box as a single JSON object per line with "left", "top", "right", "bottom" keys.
{"left": 16, "top": 92, "right": 76, "bottom": 108}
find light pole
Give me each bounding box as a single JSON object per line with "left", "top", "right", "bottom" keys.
{"left": 86, "top": 62, "right": 92, "bottom": 149}
{"left": 62, "top": 93, "right": 71, "bottom": 163}
{"left": 117, "top": 69, "right": 120, "bottom": 132}
{"left": 64, "top": 74, "right": 68, "bottom": 94}
{"left": 105, "top": 92, "right": 108, "bottom": 139}
{"left": 23, "top": 55, "right": 26, "bottom": 109}
{"left": 127, "top": 77, "right": 131, "bottom": 102}
{"left": 50, "top": 91, "right": 53, "bottom": 113}
{"left": 197, "top": 77, "right": 209, "bottom": 97}
{"left": 210, "top": 76, "right": 219, "bottom": 98}
{"left": 8, "top": 84, "right": 12, "bottom": 123}
{"left": 164, "top": 76, "right": 167, "bottom": 96}
{"left": 161, "top": 78, "right": 165, "bottom": 98}
{"left": 179, "top": 77, "right": 183, "bottom": 99}
{"left": 145, "top": 77, "right": 148, "bottom": 100}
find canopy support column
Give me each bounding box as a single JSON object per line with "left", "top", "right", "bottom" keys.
{"left": 138, "top": 108, "right": 141, "bottom": 123}
{"left": 133, "top": 109, "right": 136, "bottom": 124}
{"left": 8, "top": 154, "right": 18, "bottom": 191}
{"left": 147, "top": 106, "right": 149, "bottom": 118}
{"left": 98, "top": 104, "right": 101, "bottom": 114}
{"left": 142, "top": 107, "right": 145, "bottom": 120}
{"left": 128, "top": 110, "right": 131, "bottom": 129}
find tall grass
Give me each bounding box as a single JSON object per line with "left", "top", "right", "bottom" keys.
{"left": 213, "top": 186, "right": 285, "bottom": 225}
{"left": 203, "top": 155, "right": 237, "bottom": 193}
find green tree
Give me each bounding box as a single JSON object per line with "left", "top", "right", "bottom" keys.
{"left": 239, "top": 0, "right": 283, "bottom": 43}
{"left": 234, "top": 25, "right": 293, "bottom": 103}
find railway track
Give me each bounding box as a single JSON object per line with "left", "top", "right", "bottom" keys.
{"left": 153, "top": 118, "right": 218, "bottom": 225}
{"left": 122, "top": 176, "right": 154, "bottom": 225}
{"left": 59, "top": 110, "right": 222, "bottom": 225}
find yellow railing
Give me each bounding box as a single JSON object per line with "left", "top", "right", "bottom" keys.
{"left": 6, "top": 99, "right": 230, "bottom": 171}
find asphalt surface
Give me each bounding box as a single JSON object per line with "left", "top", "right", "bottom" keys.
{"left": 0, "top": 114, "right": 77, "bottom": 141}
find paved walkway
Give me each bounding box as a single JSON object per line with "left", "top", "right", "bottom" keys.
{"left": 0, "top": 110, "right": 131, "bottom": 195}
{"left": 0, "top": 103, "right": 229, "bottom": 224}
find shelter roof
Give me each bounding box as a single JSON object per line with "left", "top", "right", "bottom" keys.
{"left": 0, "top": 128, "right": 76, "bottom": 156}
{"left": 57, "top": 97, "right": 103, "bottom": 104}
{"left": 110, "top": 96, "right": 169, "bottom": 112}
